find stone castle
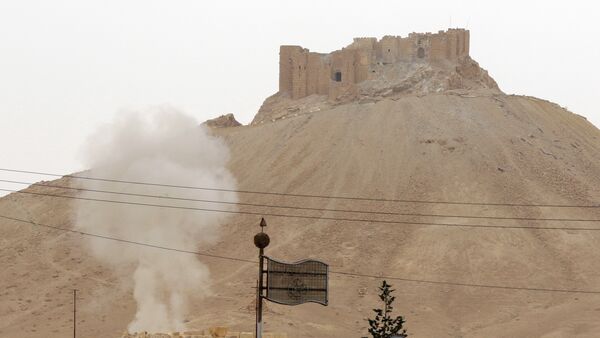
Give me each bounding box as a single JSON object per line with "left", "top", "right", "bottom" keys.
{"left": 251, "top": 28, "right": 497, "bottom": 125}
{"left": 279, "top": 28, "right": 470, "bottom": 101}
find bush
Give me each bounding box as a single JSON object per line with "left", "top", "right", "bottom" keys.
{"left": 367, "top": 280, "right": 407, "bottom": 338}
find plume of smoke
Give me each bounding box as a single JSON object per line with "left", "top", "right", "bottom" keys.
{"left": 74, "top": 106, "right": 237, "bottom": 333}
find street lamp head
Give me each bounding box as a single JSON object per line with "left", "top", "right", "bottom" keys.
{"left": 254, "top": 232, "right": 270, "bottom": 249}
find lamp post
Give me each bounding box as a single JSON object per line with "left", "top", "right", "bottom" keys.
{"left": 73, "top": 289, "right": 77, "bottom": 338}
{"left": 254, "top": 218, "right": 270, "bottom": 338}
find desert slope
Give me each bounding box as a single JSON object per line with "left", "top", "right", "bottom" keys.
{"left": 1, "top": 92, "right": 600, "bottom": 337}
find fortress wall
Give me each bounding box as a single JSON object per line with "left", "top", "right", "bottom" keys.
{"left": 278, "top": 29, "right": 470, "bottom": 100}
{"left": 305, "top": 52, "right": 333, "bottom": 96}
{"left": 397, "top": 37, "right": 413, "bottom": 61}
{"left": 350, "top": 38, "right": 376, "bottom": 82}
{"left": 430, "top": 34, "right": 448, "bottom": 61}
{"left": 278, "top": 46, "right": 292, "bottom": 93}
{"left": 460, "top": 29, "right": 470, "bottom": 57}
{"left": 281, "top": 48, "right": 332, "bottom": 98}
{"left": 406, "top": 33, "right": 433, "bottom": 61}
{"left": 465, "top": 30, "right": 470, "bottom": 56}
{"left": 350, "top": 37, "right": 377, "bottom": 50}
{"left": 448, "top": 34, "right": 458, "bottom": 61}
{"left": 306, "top": 52, "right": 322, "bottom": 96}
{"left": 459, "top": 33, "right": 465, "bottom": 58}
{"left": 279, "top": 46, "right": 303, "bottom": 93}
{"left": 317, "top": 56, "right": 331, "bottom": 95}
{"left": 379, "top": 36, "right": 399, "bottom": 64}
{"left": 453, "top": 31, "right": 463, "bottom": 61}
{"left": 290, "top": 49, "right": 308, "bottom": 99}
{"left": 354, "top": 48, "right": 373, "bottom": 83}
{"left": 330, "top": 50, "right": 355, "bottom": 86}
{"left": 418, "top": 35, "right": 429, "bottom": 61}
{"left": 328, "top": 49, "right": 358, "bottom": 101}
{"left": 446, "top": 29, "right": 470, "bottom": 60}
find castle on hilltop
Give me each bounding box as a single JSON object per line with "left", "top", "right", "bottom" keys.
{"left": 279, "top": 28, "right": 470, "bottom": 101}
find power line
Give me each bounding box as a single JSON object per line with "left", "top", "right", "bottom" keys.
{"left": 0, "top": 202, "right": 117, "bottom": 288}
{"left": 328, "top": 270, "right": 600, "bottom": 295}
{"left": 3, "top": 188, "right": 600, "bottom": 232}
{"left": 3, "top": 179, "right": 599, "bottom": 223}
{"left": 2, "top": 213, "right": 599, "bottom": 295}
{"left": 2, "top": 168, "right": 598, "bottom": 208}
{"left": 0, "top": 214, "right": 255, "bottom": 263}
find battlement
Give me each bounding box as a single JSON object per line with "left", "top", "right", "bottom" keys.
{"left": 279, "top": 28, "right": 470, "bottom": 100}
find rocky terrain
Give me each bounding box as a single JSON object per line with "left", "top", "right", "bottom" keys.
{"left": 204, "top": 114, "right": 242, "bottom": 129}
{"left": 252, "top": 56, "right": 499, "bottom": 125}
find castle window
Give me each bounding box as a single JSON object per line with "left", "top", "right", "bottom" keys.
{"left": 334, "top": 71, "right": 342, "bottom": 82}
{"left": 388, "top": 49, "right": 391, "bottom": 52}
{"left": 417, "top": 47, "right": 425, "bottom": 59}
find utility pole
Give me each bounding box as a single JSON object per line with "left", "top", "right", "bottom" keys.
{"left": 254, "top": 218, "right": 270, "bottom": 338}
{"left": 73, "top": 289, "right": 77, "bottom": 338}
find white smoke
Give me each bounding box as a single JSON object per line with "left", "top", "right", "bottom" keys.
{"left": 74, "top": 106, "right": 237, "bottom": 333}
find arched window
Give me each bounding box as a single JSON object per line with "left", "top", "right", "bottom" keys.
{"left": 417, "top": 47, "right": 425, "bottom": 59}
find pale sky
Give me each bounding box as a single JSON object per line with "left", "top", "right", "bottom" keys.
{"left": 1, "top": 0, "right": 599, "bottom": 194}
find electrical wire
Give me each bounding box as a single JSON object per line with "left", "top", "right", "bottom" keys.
{"left": 2, "top": 213, "right": 600, "bottom": 295}
{"left": 0, "top": 214, "right": 255, "bottom": 263}
{"left": 2, "top": 179, "right": 599, "bottom": 223}
{"left": 3, "top": 188, "right": 600, "bottom": 231}
{"left": 2, "top": 168, "right": 598, "bottom": 208}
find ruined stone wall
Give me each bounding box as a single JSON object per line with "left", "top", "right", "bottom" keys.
{"left": 328, "top": 49, "right": 359, "bottom": 101}
{"left": 305, "top": 52, "right": 321, "bottom": 96}
{"left": 354, "top": 48, "right": 373, "bottom": 83}
{"left": 350, "top": 37, "right": 376, "bottom": 83}
{"left": 278, "top": 28, "right": 471, "bottom": 101}
{"left": 397, "top": 37, "right": 413, "bottom": 60}
{"left": 465, "top": 30, "right": 470, "bottom": 55}
{"left": 430, "top": 34, "right": 449, "bottom": 61}
{"left": 280, "top": 47, "right": 331, "bottom": 99}
{"left": 279, "top": 46, "right": 301, "bottom": 94}
{"left": 405, "top": 29, "right": 470, "bottom": 62}
{"left": 350, "top": 37, "right": 377, "bottom": 50}
{"left": 290, "top": 48, "right": 308, "bottom": 99}
{"left": 379, "top": 36, "right": 400, "bottom": 64}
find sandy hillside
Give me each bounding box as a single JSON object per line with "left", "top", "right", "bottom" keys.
{"left": 1, "top": 91, "right": 600, "bottom": 337}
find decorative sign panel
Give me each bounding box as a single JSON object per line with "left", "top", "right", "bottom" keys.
{"left": 265, "top": 257, "right": 328, "bottom": 306}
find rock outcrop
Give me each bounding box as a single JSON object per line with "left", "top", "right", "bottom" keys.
{"left": 204, "top": 113, "right": 242, "bottom": 128}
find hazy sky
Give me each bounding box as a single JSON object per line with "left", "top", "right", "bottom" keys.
{"left": 1, "top": 0, "right": 598, "bottom": 193}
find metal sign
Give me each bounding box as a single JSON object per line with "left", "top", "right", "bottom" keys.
{"left": 265, "top": 256, "right": 328, "bottom": 306}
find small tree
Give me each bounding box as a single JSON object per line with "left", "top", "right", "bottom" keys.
{"left": 367, "top": 280, "right": 407, "bottom": 338}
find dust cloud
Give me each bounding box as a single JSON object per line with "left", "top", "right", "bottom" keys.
{"left": 73, "top": 106, "right": 238, "bottom": 332}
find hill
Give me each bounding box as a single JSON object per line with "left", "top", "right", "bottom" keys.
{"left": 1, "top": 30, "right": 600, "bottom": 337}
